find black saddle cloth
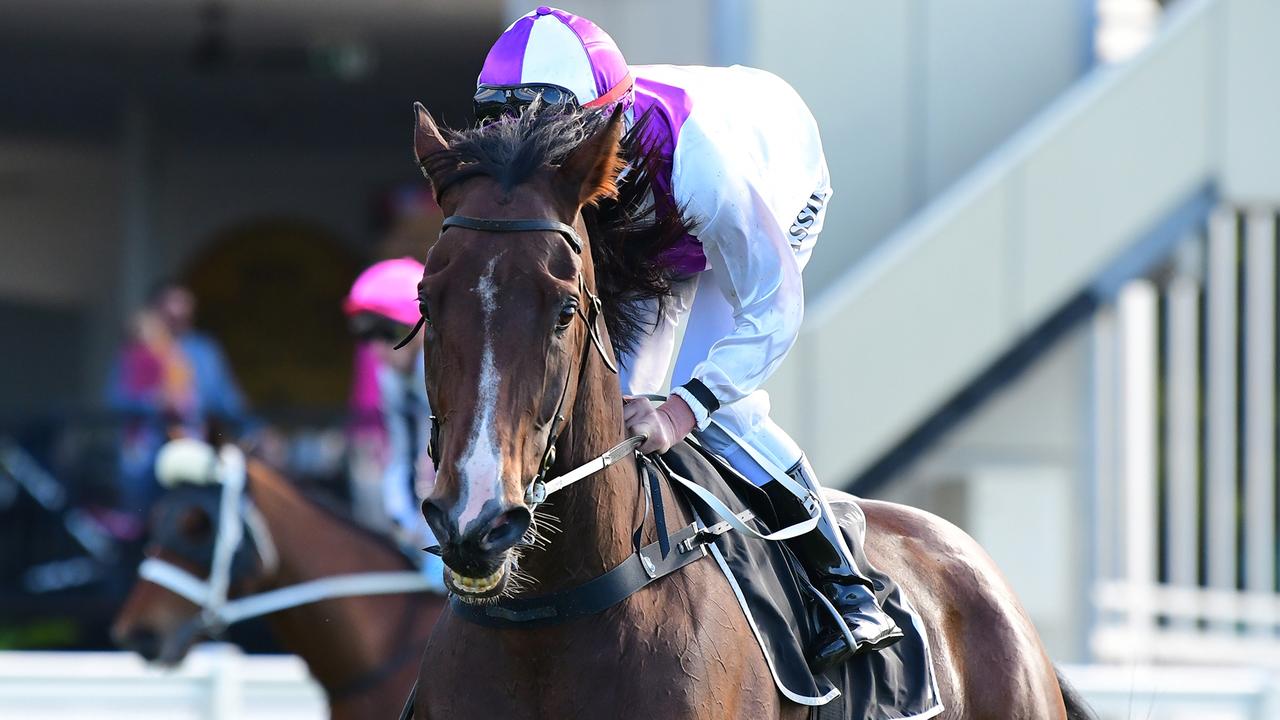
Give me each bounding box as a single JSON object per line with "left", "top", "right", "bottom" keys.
{"left": 659, "top": 442, "right": 943, "bottom": 720}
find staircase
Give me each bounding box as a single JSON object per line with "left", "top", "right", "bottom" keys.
{"left": 768, "top": 0, "right": 1280, "bottom": 492}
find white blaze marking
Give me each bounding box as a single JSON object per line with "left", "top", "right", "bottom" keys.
{"left": 457, "top": 257, "right": 504, "bottom": 533}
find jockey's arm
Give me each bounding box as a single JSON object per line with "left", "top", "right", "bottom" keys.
{"left": 671, "top": 156, "right": 805, "bottom": 428}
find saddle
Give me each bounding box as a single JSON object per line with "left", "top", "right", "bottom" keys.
{"left": 661, "top": 440, "right": 943, "bottom": 720}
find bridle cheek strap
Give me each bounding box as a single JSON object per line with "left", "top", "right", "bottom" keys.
{"left": 428, "top": 214, "right": 623, "bottom": 506}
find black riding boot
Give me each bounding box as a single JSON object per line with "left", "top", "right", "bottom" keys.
{"left": 762, "top": 462, "right": 903, "bottom": 672}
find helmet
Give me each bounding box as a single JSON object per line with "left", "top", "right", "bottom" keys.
{"left": 343, "top": 258, "right": 425, "bottom": 327}
{"left": 475, "top": 7, "right": 633, "bottom": 120}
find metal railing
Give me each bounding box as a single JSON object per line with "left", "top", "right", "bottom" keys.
{"left": 1091, "top": 207, "right": 1280, "bottom": 666}
{"left": 1062, "top": 664, "right": 1280, "bottom": 720}
{"left": 0, "top": 646, "right": 325, "bottom": 720}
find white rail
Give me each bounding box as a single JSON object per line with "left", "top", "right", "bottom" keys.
{"left": 1092, "top": 209, "right": 1280, "bottom": 666}
{"left": 0, "top": 646, "right": 325, "bottom": 720}
{"left": 1061, "top": 664, "right": 1280, "bottom": 720}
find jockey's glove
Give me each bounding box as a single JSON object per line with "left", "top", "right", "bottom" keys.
{"left": 623, "top": 395, "right": 697, "bottom": 455}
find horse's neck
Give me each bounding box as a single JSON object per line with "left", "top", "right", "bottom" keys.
{"left": 245, "top": 462, "right": 414, "bottom": 693}
{"left": 516, "top": 361, "right": 676, "bottom": 595}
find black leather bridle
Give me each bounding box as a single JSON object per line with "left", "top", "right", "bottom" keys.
{"left": 405, "top": 214, "right": 620, "bottom": 507}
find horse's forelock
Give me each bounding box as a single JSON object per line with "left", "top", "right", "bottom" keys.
{"left": 435, "top": 106, "right": 694, "bottom": 358}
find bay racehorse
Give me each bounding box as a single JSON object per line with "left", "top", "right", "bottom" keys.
{"left": 408, "top": 101, "right": 1093, "bottom": 719}
{"left": 112, "top": 440, "right": 446, "bottom": 719}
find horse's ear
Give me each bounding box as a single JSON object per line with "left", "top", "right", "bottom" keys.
{"left": 556, "top": 107, "right": 626, "bottom": 209}
{"left": 413, "top": 102, "right": 454, "bottom": 194}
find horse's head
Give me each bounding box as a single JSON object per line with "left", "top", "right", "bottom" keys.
{"left": 112, "top": 438, "right": 272, "bottom": 665}
{"left": 410, "top": 102, "right": 630, "bottom": 599}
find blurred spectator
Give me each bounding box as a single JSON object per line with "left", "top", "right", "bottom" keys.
{"left": 348, "top": 184, "right": 441, "bottom": 527}
{"left": 344, "top": 258, "right": 443, "bottom": 590}
{"left": 105, "top": 281, "right": 250, "bottom": 515}
{"left": 148, "top": 281, "right": 250, "bottom": 430}
{"left": 105, "top": 308, "right": 197, "bottom": 514}
{"left": 346, "top": 342, "right": 387, "bottom": 528}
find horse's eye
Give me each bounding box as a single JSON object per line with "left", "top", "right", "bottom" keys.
{"left": 418, "top": 297, "right": 430, "bottom": 322}
{"left": 556, "top": 301, "right": 578, "bottom": 330}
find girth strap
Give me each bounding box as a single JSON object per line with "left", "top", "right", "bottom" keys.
{"left": 448, "top": 522, "right": 706, "bottom": 628}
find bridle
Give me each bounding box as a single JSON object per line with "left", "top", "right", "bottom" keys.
{"left": 405, "top": 213, "right": 643, "bottom": 513}
{"left": 138, "top": 443, "right": 437, "bottom": 643}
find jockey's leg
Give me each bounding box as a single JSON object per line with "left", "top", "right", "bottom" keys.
{"left": 698, "top": 415, "right": 903, "bottom": 670}
{"left": 768, "top": 456, "right": 904, "bottom": 668}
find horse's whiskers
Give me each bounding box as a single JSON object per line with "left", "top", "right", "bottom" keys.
{"left": 531, "top": 507, "right": 563, "bottom": 534}
{"left": 520, "top": 507, "right": 562, "bottom": 552}
{"left": 504, "top": 566, "right": 537, "bottom": 596}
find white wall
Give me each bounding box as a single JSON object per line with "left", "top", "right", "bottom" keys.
{"left": 768, "top": 0, "right": 1280, "bottom": 486}
{"left": 881, "top": 326, "right": 1093, "bottom": 659}
{"left": 750, "top": 0, "right": 1090, "bottom": 291}
{"left": 501, "top": 1, "right": 716, "bottom": 65}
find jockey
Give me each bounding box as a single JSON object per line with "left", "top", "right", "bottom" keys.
{"left": 345, "top": 258, "right": 445, "bottom": 591}
{"left": 471, "top": 7, "right": 903, "bottom": 669}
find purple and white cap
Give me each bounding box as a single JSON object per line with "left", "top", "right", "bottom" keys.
{"left": 478, "top": 7, "right": 634, "bottom": 110}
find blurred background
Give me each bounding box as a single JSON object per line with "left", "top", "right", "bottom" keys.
{"left": 1, "top": 0, "right": 1278, "bottom": 717}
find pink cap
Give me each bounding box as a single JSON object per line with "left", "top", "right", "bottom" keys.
{"left": 343, "top": 258, "right": 425, "bottom": 326}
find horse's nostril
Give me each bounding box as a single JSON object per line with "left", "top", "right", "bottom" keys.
{"left": 421, "top": 498, "right": 452, "bottom": 545}
{"left": 480, "top": 507, "right": 532, "bottom": 553}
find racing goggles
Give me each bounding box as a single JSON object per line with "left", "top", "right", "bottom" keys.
{"left": 349, "top": 312, "right": 412, "bottom": 344}
{"left": 473, "top": 74, "right": 634, "bottom": 122}
{"left": 473, "top": 83, "right": 579, "bottom": 122}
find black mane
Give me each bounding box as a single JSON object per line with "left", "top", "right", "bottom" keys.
{"left": 425, "top": 105, "right": 693, "bottom": 358}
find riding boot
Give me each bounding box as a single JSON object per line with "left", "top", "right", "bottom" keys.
{"left": 761, "top": 461, "right": 903, "bottom": 672}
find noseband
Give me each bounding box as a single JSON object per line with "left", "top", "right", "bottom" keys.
{"left": 411, "top": 214, "right": 622, "bottom": 509}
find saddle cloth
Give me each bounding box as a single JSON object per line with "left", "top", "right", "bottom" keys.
{"left": 660, "top": 443, "right": 944, "bottom": 720}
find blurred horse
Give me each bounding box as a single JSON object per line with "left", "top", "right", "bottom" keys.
{"left": 112, "top": 438, "right": 445, "bottom": 719}
{"left": 404, "top": 102, "right": 1093, "bottom": 719}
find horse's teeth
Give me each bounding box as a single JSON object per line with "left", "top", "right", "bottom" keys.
{"left": 449, "top": 564, "right": 505, "bottom": 594}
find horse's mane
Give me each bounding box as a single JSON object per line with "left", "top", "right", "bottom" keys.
{"left": 426, "top": 105, "right": 694, "bottom": 357}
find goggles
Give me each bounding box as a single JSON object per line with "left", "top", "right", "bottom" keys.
{"left": 473, "top": 83, "right": 579, "bottom": 122}
{"left": 349, "top": 312, "right": 412, "bottom": 344}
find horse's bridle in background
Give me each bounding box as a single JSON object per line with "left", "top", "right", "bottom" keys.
{"left": 139, "top": 444, "right": 437, "bottom": 640}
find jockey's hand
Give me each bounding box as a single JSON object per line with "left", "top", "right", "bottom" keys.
{"left": 623, "top": 395, "right": 697, "bottom": 455}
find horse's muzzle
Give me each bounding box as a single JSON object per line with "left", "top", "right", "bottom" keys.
{"left": 114, "top": 626, "right": 162, "bottom": 662}
{"left": 422, "top": 501, "right": 531, "bottom": 598}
